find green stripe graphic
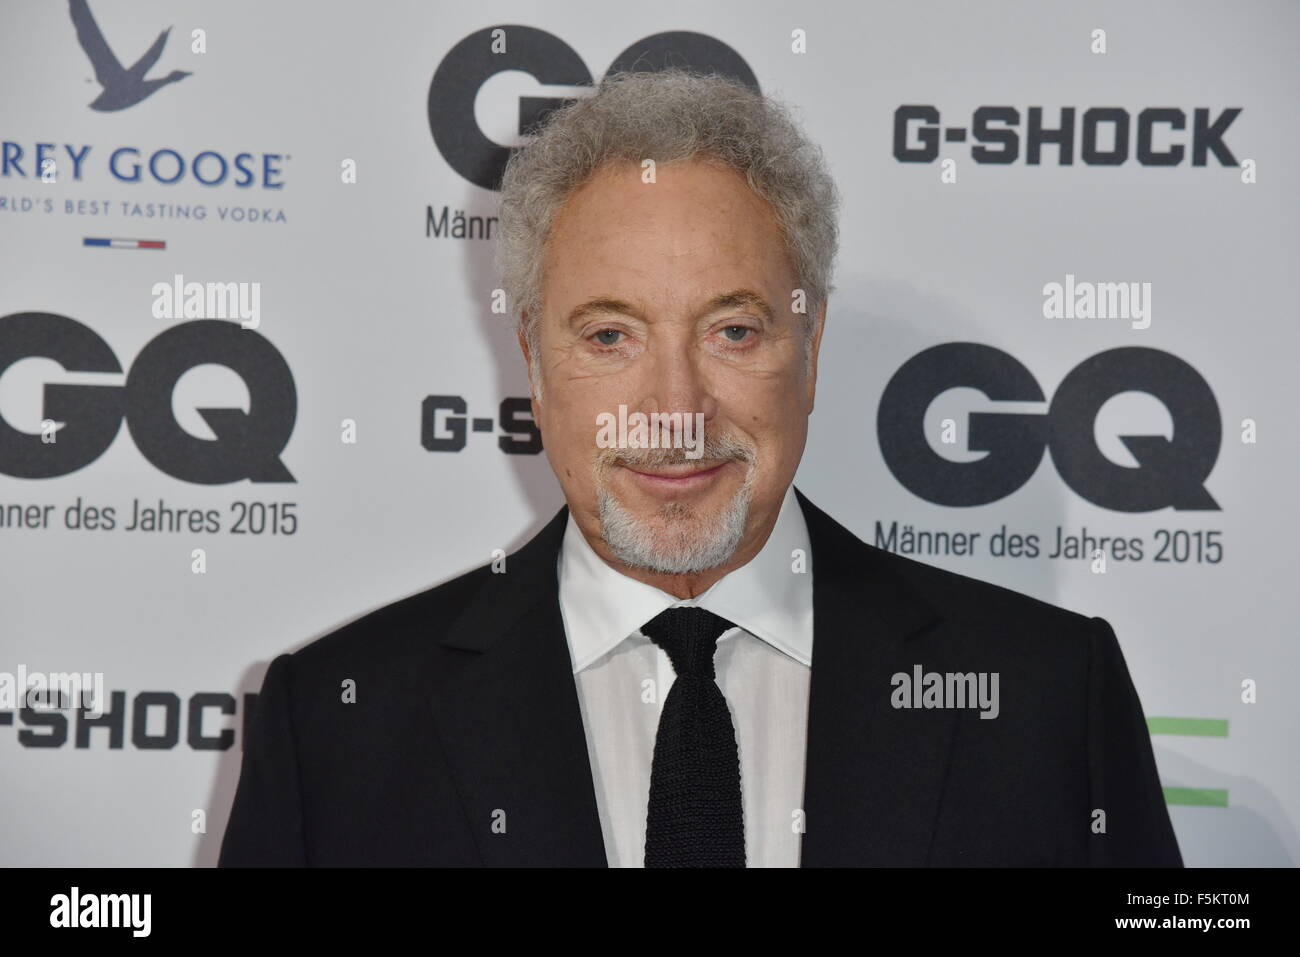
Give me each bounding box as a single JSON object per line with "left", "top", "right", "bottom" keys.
{"left": 1146, "top": 717, "right": 1230, "bottom": 807}
{"left": 1147, "top": 717, "right": 1229, "bottom": 737}
{"left": 1163, "top": 787, "right": 1229, "bottom": 807}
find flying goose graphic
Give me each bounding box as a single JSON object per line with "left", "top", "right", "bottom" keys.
{"left": 69, "top": 0, "right": 191, "bottom": 110}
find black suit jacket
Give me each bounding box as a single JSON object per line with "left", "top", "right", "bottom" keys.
{"left": 218, "top": 488, "right": 1182, "bottom": 867}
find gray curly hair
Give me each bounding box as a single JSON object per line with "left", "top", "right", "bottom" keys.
{"left": 495, "top": 68, "right": 840, "bottom": 368}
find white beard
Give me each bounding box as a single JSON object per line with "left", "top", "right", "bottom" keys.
{"left": 597, "top": 470, "right": 756, "bottom": 574}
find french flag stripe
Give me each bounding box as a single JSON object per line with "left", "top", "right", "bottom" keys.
{"left": 82, "top": 237, "right": 167, "bottom": 249}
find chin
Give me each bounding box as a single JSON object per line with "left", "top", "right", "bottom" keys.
{"left": 597, "top": 483, "right": 752, "bottom": 575}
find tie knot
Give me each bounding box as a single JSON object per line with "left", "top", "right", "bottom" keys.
{"left": 640, "top": 606, "right": 736, "bottom": 679}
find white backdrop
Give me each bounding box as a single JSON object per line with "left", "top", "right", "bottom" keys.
{"left": 1, "top": 0, "right": 1296, "bottom": 866}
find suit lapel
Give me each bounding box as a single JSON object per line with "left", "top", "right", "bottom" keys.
{"left": 795, "top": 488, "right": 958, "bottom": 866}
{"left": 426, "top": 505, "right": 608, "bottom": 866}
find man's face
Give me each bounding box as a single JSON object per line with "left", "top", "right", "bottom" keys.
{"left": 522, "top": 157, "right": 823, "bottom": 581}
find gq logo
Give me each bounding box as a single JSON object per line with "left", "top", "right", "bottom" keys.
{"left": 0, "top": 312, "right": 296, "bottom": 483}
{"left": 428, "top": 25, "right": 757, "bottom": 190}
{"left": 877, "top": 343, "right": 1220, "bottom": 511}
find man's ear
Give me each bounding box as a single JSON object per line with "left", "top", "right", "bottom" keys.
{"left": 805, "top": 299, "right": 827, "bottom": 414}
{"left": 517, "top": 315, "right": 540, "bottom": 416}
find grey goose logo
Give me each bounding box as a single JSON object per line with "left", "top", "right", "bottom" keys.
{"left": 69, "top": 0, "right": 190, "bottom": 111}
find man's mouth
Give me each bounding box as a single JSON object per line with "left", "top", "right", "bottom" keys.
{"left": 619, "top": 460, "right": 730, "bottom": 491}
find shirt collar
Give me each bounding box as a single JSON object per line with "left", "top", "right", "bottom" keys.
{"left": 557, "top": 484, "right": 813, "bottom": 673}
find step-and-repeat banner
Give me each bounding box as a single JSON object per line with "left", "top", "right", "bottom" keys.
{"left": 1, "top": 0, "right": 1296, "bottom": 866}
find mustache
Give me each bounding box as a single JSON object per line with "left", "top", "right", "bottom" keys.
{"left": 595, "top": 431, "right": 757, "bottom": 471}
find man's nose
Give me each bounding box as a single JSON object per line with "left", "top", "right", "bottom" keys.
{"left": 636, "top": 339, "right": 719, "bottom": 422}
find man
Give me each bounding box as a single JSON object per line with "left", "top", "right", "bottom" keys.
{"left": 219, "top": 69, "right": 1181, "bottom": 867}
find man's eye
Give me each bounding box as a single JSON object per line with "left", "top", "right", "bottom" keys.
{"left": 721, "top": 325, "right": 752, "bottom": 342}
{"left": 593, "top": 329, "right": 623, "bottom": 346}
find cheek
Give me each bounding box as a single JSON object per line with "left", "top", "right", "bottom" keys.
{"left": 726, "top": 385, "right": 790, "bottom": 430}
{"left": 543, "top": 416, "right": 595, "bottom": 487}
{"left": 547, "top": 378, "right": 624, "bottom": 436}
{"left": 745, "top": 400, "right": 807, "bottom": 461}
{"left": 543, "top": 398, "right": 599, "bottom": 461}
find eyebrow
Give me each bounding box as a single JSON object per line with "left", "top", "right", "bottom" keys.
{"left": 703, "top": 289, "right": 773, "bottom": 323}
{"left": 564, "top": 289, "right": 774, "bottom": 328}
{"left": 565, "top": 297, "right": 640, "bottom": 327}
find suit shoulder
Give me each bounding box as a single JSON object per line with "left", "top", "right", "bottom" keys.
{"left": 803, "top": 494, "right": 1096, "bottom": 637}
{"left": 799, "top": 491, "right": 1098, "bottom": 639}
{"left": 887, "top": 545, "right": 1089, "bottom": 622}
{"left": 269, "top": 505, "right": 568, "bottom": 693}
{"left": 287, "top": 560, "right": 494, "bottom": 673}
{"left": 856, "top": 541, "right": 1102, "bottom": 683}
{"left": 847, "top": 530, "right": 1099, "bottom": 645}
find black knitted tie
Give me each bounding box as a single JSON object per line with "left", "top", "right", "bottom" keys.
{"left": 640, "top": 606, "right": 745, "bottom": 867}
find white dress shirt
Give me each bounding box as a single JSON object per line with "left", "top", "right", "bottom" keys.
{"left": 556, "top": 483, "right": 813, "bottom": 867}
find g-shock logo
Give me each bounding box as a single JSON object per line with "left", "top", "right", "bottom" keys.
{"left": 893, "top": 106, "right": 1242, "bottom": 166}
{"left": 421, "top": 395, "right": 541, "bottom": 454}
{"left": 877, "top": 343, "right": 1221, "bottom": 511}
{"left": 428, "top": 25, "right": 757, "bottom": 190}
